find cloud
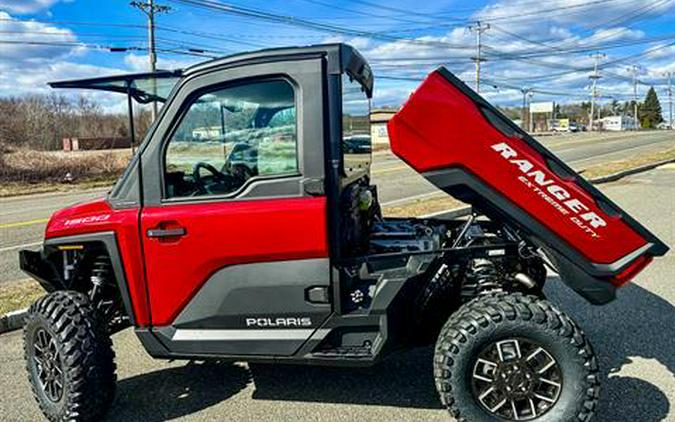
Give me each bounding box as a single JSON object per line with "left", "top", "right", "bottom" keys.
{"left": 475, "top": 0, "right": 672, "bottom": 27}
{"left": 0, "top": 12, "right": 80, "bottom": 63}
{"left": 583, "top": 27, "right": 645, "bottom": 44}
{"left": 319, "top": 0, "right": 675, "bottom": 110}
{"left": 0, "top": 59, "right": 122, "bottom": 95}
{"left": 0, "top": 0, "right": 62, "bottom": 14}
{"left": 123, "top": 53, "right": 198, "bottom": 72}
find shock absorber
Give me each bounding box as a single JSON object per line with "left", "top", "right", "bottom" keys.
{"left": 89, "top": 256, "right": 116, "bottom": 319}
{"left": 461, "top": 258, "right": 503, "bottom": 302}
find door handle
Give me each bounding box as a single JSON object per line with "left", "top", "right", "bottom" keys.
{"left": 146, "top": 227, "right": 186, "bottom": 238}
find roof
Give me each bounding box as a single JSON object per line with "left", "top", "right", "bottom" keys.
{"left": 49, "top": 43, "right": 373, "bottom": 99}
{"left": 185, "top": 43, "right": 373, "bottom": 96}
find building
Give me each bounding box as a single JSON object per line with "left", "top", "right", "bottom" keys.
{"left": 370, "top": 108, "right": 397, "bottom": 145}
{"left": 600, "top": 115, "right": 639, "bottom": 131}
{"left": 192, "top": 126, "right": 223, "bottom": 140}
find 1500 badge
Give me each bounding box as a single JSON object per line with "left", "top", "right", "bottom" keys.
{"left": 63, "top": 214, "right": 111, "bottom": 226}
{"left": 492, "top": 142, "right": 606, "bottom": 239}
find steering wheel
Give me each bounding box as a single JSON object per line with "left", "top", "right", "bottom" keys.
{"left": 192, "top": 162, "right": 229, "bottom": 194}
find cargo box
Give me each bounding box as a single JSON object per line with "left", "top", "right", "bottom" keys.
{"left": 388, "top": 68, "right": 668, "bottom": 304}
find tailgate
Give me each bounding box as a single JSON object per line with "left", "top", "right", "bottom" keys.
{"left": 387, "top": 68, "right": 668, "bottom": 304}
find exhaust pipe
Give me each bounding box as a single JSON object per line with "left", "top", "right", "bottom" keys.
{"left": 513, "top": 272, "right": 537, "bottom": 290}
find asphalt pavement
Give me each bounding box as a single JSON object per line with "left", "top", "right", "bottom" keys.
{"left": 0, "top": 130, "right": 673, "bottom": 285}
{"left": 0, "top": 164, "right": 673, "bottom": 421}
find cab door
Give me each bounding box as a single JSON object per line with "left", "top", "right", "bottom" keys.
{"left": 139, "top": 58, "right": 332, "bottom": 356}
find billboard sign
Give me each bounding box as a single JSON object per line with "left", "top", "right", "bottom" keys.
{"left": 530, "top": 101, "right": 554, "bottom": 113}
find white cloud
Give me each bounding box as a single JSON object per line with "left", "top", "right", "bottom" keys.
{"left": 123, "top": 53, "right": 198, "bottom": 72}
{"left": 0, "top": 12, "right": 80, "bottom": 63}
{"left": 0, "top": 59, "right": 122, "bottom": 95}
{"left": 0, "top": 0, "right": 62, "bottom": 14}
{"left": 583, "top": 28, "right": 645, "bottom": 45}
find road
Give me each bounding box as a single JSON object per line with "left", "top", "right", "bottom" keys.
{"left": 1, "top": 130, "right": 673, "bottom": 285}
{"left": 0, "top": 164, "right": 672, "bottom": 421}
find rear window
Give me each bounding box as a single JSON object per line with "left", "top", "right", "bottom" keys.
{"left": 342, "top": 75, "right": 371, "bottom": 178}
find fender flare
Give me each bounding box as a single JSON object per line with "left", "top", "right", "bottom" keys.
{"left": 22, "top": 231, "right": 136, "bottom": 325}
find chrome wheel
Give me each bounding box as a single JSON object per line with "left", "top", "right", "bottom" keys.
{"left": 471, "top": 338, "right": 562, "bottom": 420}
{"left": 32, "top": 328, "right": 64, "bottom": 403}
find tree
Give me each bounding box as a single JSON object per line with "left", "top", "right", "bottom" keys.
{"left": 640, "top": 87, "right": 664, "bottom": 128}
{"left": 610, "top": 99, "right": 621, "bottom": 115}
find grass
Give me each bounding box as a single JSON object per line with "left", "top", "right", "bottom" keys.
{"left": 581, "top": 148, "right": 675, "bottom": 179}
{"left": 0, "top": 177, "right": 118, "bottom": 198}
{"left": 0, "top": 147, "right": 129, "bottom": 197}
{"left": 383, "top": 195, "right": 466, "bottom": 217}
{"left": 0, "top": 279, "right": 44, "bottom": 316}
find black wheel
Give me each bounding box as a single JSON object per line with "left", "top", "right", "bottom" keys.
{"left": 434, "top": 293, "right": 599, "bottom": 422}
{"left": 24, "top": 291, "right": 116, "bottom": 422}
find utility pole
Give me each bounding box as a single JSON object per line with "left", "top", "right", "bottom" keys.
{"left": 520, "top": 87, "right": 532, "bottom": 131}
{"left": 665, "top": 71, "right": 673, "bottom": 129}
{"left": 468, "top": 21, "right": 490, "bottom": 94}
{"left": 131, "top": 0, "right": 171, "bottom": 120}
{"left": 528, "top": 91, "right": 535, "bottom": 133}
{"left": 588, "top": 52, "right": 605, "bottom": 132}
{"left": 629, "top": 64, "right": 641, "bottom": 130}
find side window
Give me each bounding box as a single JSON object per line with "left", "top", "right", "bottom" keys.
{"left": 342, "top": 75, "right": 371, "bottom": 177}
{"left": 164, "top": 79, "right": 298, "bottom": 199}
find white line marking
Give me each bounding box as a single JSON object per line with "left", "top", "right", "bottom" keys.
{"left": 0, "top": 241, "right": 41, "bottom": 253}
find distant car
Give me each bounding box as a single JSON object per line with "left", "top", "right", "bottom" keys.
{"left": 343, "top": 135, "right": 372, "bottom": 154}
{"left": 551, "top": 122, "right": 580, "bottom": 133}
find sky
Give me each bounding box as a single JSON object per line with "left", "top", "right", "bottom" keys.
{"left": 1, "top": 0, "right": 674, "bottom": 116}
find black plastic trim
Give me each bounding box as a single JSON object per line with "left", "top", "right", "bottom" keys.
{"left": 43, "top": 232, "right": 137, "bottom": 325}
{"left": 19, "top": 249, "right": 62, "bottom": 292}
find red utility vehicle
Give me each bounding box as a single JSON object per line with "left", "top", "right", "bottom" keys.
{"left": 19, "top": 44, "right": 667, "bottom": 422}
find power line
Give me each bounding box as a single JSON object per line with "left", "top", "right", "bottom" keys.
{"left": 167, "top": 0, "right": 476, "bottom": 50}
{"left": 0, "top": 17, "right": 146, "bottom": 29}
{"left": 296, "top": 0, "right": 434, "bottom": 25}
{"left": 388, "top": 0, "right": 634, "bottom": 34}
{"left": 0, "top": 39, "right": 214, "bottom": 58}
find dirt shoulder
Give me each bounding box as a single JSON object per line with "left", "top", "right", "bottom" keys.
{"left": 581, "top": 148, "right": 675, "bottom": 179}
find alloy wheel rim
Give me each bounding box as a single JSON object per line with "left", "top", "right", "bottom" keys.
{"left": 471, "top": 338, "right": 562, "bottom": 421}
{"left": 33, "top": 328, "right": 64, "bottom": 403}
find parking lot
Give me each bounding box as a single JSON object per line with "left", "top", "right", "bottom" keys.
{"left": 0, "top": 164, "right": 672, "bottom": 421}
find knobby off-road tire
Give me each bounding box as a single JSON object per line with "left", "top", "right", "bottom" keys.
{"left": 24, "top": 291, "right": 116, "bottom": 422}
{"left": 434, "top": 292, "right": 599, "bottom": 422}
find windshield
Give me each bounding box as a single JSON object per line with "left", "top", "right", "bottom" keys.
{"left": 49, "top": 70, "right": 181, "bottom": 104}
